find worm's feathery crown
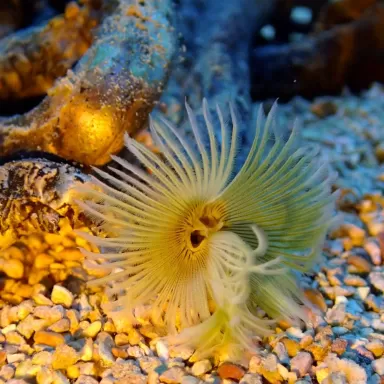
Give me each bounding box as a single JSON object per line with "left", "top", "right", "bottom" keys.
{"left": 75, "top": 99, "right": 336, "bottom": 360}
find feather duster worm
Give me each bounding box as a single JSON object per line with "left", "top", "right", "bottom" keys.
{"left": 75, "top": 100, "right": 336, "bottom": 360}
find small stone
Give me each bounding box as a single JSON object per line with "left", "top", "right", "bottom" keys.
{"left": 138, "top": 356, "right": 163, "bottom": 374}
{"left": 191, "top": 360, "right": 212, "bottom": 376}
{"left": 34, "top": 305, "right": 65, "bottom": 323}
{"left": 82, "top": 321, "right": 102, "bottom": 338}
{"left": 33, "top": 294, "right": 53, "bottom": 306}
{"left": 370, "top": 272, "right": 384, "bottom": 293}
{"left": 239, "top": 373, "right": 263, "bottom": 384}
{"left": 0, "top": 364, "right": 15, "bottom": 380}
{"left": 273, "top": 342, "right": 289, "bottom": 364}
{"left": 364, "top": 240, "right": 381, "bottom": 265}
{"left": 344, "top": 275, "right": 366, "bottom": 287}
{"left": 79, "top": 338, "right": 93, "bottom": 361}
{"left": 331, "top": 338, "right": 348, "bottom": 355}
{"left": 17, "top": 315, "right": 47, "bottom": 339}
{"left": 74, "top": 375, "right": 99, "bottom": 384}
{"left": 97, "top": 332, "right": 115, "bottom": 367}
{"left": 181, "top": 376, "right": 200, "bottom": 384}
{"left": 51, "top": 285, "right": 74, "bottom": 308}
{"left": 218, "top": 363, "right": 245, "bottom": 381}
{"left": 115, "top": 373, "right": 147, "bottom": 384}
{"left": 5, "top": 331, "right": 26, "bottom": 345}
{"left": 282, "top": 338, "right": 300, "bottom": 357}
{"left": 372, "top": 357, "right": 384, "bottom": 375}
{"left": 52, "top": 344, "right": 79, "bottom": 370}
{"left": 366, "top": 340, "right": 384, "bottom": 357}
{"left": 111, "top": 359, "right": 141, "bottom": 378}
{"left": 7, "top": 353, "right": 26, "bottom": 364}
{"left": 34, "top": 331, "right": 65, "bottom": 347}
{"left": 32, "top": 351, "right": 53, "bottom": 366}
{"left": 48, "top": 318, "right": 70, "bottom": 333}
{"left": 156, "top": 340, "right": 169, "bottom": 360}
{"left": 115, "top": 333, "right": 130, "bottom": 346}
{"left": 2, "top": 259, "right": 24, "bottom": 279}
{"left": 159, "top": 366, "right": 186, "bottom": 383}
{"left": 15, "top": 360, "right": 40, "bottom": 378}
{"left": 290, "top": 352, "right": 313, "bottom": 377}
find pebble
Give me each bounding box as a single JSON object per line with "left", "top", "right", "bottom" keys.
{"left": 239, "top": 373, "right": 263, "bottom": 384}
{"left": 218, "top": 363, "right": 245, "bottom": 381}
{"left": 369, "top": 272, "right": 384, "bottom": 293}
{"left": 191, "top": 360, "right": 212, "bottom": 376}
{"left": 52, "top": 344, "right": 79, "bottom": 369}
{"left": 290, "top": 352, "right": 313, "bottom": 377}
{"left": 34, "top": 331, "right": 65, "bottom": 347}
{"left": 159, "top": 367, "right": 186, "bottom": 384}
{"left": 34, "top": 305, "right": 65, "bottom": 323}
{"left": 82, "top": 321, "right": 102, "bottom": 338}
{"left": 97, "top": 332, "right": 115, "bottom": 366}
{"left": 371, "top": 357, "right": 384, "bottom": 375}
{"left": 51, "top": 285, "right": 74, "bottom": 308}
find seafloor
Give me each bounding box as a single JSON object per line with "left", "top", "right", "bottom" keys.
{"left": 0, "top": 84, "right": 383, "bottom": 384}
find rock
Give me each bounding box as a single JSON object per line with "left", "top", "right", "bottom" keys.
{"left": 159, "top": 366, "right": 186, "bottom": 383}
{"left": 48, "top": 317, "right": 70, "bottom": 333}
{"left": 115, "top": 373, "right": 147, "bottom": 384}
{"left": 366, "top": 340, "right": 384, "bottom": 357}
{"left": 218, "top": 363, "right": 245, "bottom": 381}
{"left": 290, "top": 352, "right": 313, "bottom": 377}
{"left": 369, "top": 272, "right": 384, "bottom": 293}
{"left": 82, "top": 321, "right": 102, "bottom": 338}
{"left": 32, "top": 351, "right": 53, "bottom": 366}
{"left": 372, "top": 357, "right": 384, "bottom": 375}
{"left": 34, "top": 331, "right": 65, "bottom": 347}
{"left": 348, "top": 254, "right": 372, "bottom": 274}
{"left": 239, "top": 373, "right": 263, "bottom": 384}
{"left": 52, "top": 344, "right": 79, "bottom": 369}
{"left": 191, "top": 359, "right": 212, "bottom": 376}
{"left": 51, "top": 285, "right": 74, "bottom": 308}
{"left": 97, "top": 332, "right": 115, "bottom": 367}
{"left": 74, "top": 375, "right": 99, "bottom": 384}
{"left": 138, "top": 356, "right": 163, "bottom": 374}
{"left": 34, "top": 305, "right": 65, "bottom": 323}
{"left": 181, "top": 376, "right": 200, "bottom": 384}
{"left": 111, "top": 359, "right": 141, "bottom": 378}
{"left": 156, "top": 340, "right": 169, "bottom": 360}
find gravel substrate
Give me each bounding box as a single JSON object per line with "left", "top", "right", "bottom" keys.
{"left": 1, "top": 85, "right": 384, "bottom": 383}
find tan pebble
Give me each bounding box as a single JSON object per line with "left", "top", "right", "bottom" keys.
{"left": 364, "top": 240, "right": 382, "bottom": 265}
{"left": 32, "top": 351, "right": 53, "bottom": 365}
{"left": 51, "top": 285, "right": 74, "bottom": 308}
{"left": 347, "top": 254, "right": 372, "bottom": 273}
{"left": 28, "top": 269, "right": 50, "bottom": 285}
{"left": 0, "top": 363, "right": 15, "bottom": 380}
{"left": 5, "top": 331, "right": 26, "bottom": 345}
{"left": 32, "top": 294, "right": 53, "bottom": 306}
{"left": 304, "top": 289, "right": 328, "bottom": 312}
{"left": 16, "top": 300, "right": 34, "bottom": 320}
{"left": 300, "top": 334, "right": 313, "bottom": 348}
{"left": 34, "top": 254, "right": 55, "bottom": 269}
{"left": 34, "top": 305, "right": 65, "bottom": 323}
{"left": 17, "top": 315, "right": 48, "bottom": 339}
{"left": 82, "top": 321, "right": 102, "bottom": 338}
{"left": 77, "top": 362, "right": 97, "bottom": 376}
{"left": 36, "top": 366, "right": 54, "bottom": 384}
{"left": 2, "top": 259, "right": 24, "bottom": 279}
{"left": 34, "top": 331, "right": 65, "bottom": 347}
{"left": 15, "top": 360, "right": 40, "bottom": 378}
{"left": 217, "top": 363, "right": 245, "bottom": 381}
{"left": 159, "top": 366, "right": 185, "bottom": 384}
{"left": 52, "top": 344, "right": 79, "bottom": 370}
{"left": 48, "top": 318, "right": 70, "bottom": 333}
{"left": 53, "top": 370, "right": 71, "bottom": 384}
{"left": 7, "top": 353, "right": 26, "bottom": 364}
